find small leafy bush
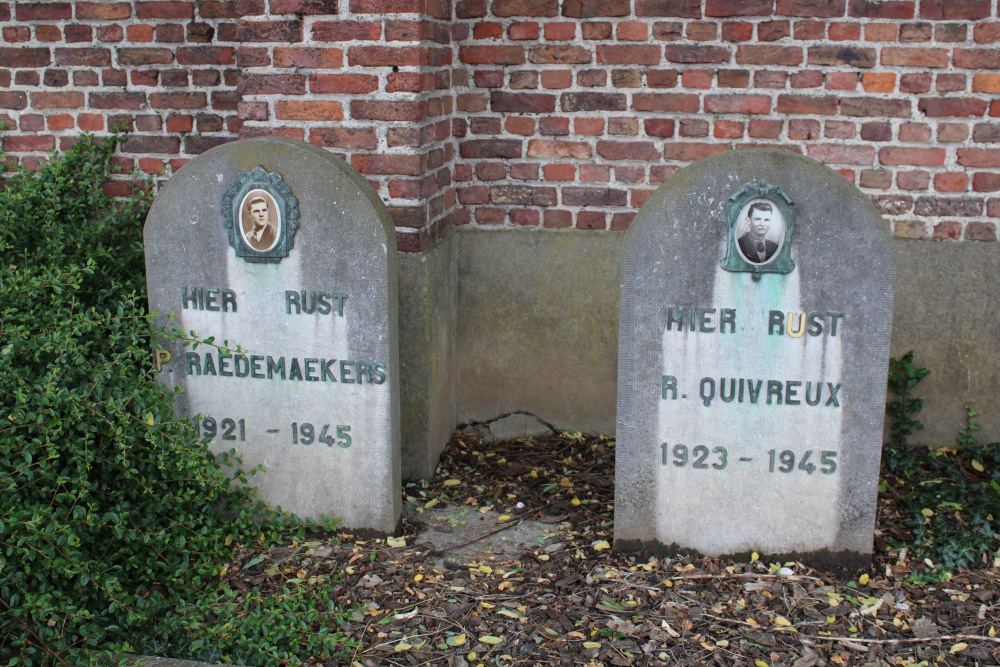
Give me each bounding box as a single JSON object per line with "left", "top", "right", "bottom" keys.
{"left": 882, "top": 355, "right": 1000, "bottom": 578}
{"left": 0, "top": 136, "right": 354, "bottom": 665}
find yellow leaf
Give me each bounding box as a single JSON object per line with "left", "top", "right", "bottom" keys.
{"left": 746, "top": 618, "right": 759, "bottom": 628}
{"left": 424, "top": 498, "right": 439, "bottom": 509}
{"left": 498, "top": 515, "right": 512, "bottom": 523}
{"left": 774, "top": 616, "right": 792, "bottom": 627}
{"left": 497, "top": 609, "right": 521, "bottom": 619}
{"left": 446, "top": 634, "right": 467, "bottom": 647}
{"left": 950, "top": 642, "right": 968, "bottom": 654}
{"left": 386, "top": 536, "right": 407, "bottom": 548}
{"left": 755, "top": 660, "right": 770, "bottom": 667}
{"left": 571, "top": 497, "right": 582, "bottom": 506}
{"left": 858, "top": 573, "right": 870, "bottom": 585}
{"left": 920, "top": 508, "right": 934, "bottom": 518}
{"left": 592, "top": 540, "right": 611, "bottom": 552}
{"left": 443, "top": 479, "right": 461, "bottom": 486}
{"left": 479, "top": 564, "right": 493, "bottom": 574}
{"left": 826, "top": 615, "right": 837, "bottom": 623}
{"left": 414, "top": 574, "right": 423, "bottom": 582}
{"left": 394, "top": 642, "right": 412, "bottom": 652}
{"left": 479, "top": 635, "right": 503, "bottom": 645}
{"left": 583, "top": 641, "right": 601, "bottom": 649}
{"left": 567, "top": 631, "right": 586, "bottom": 639}
{"left": 146, "top": 415, "right": 155, "bottom": 426}
{"left": 480, "top": 601, "right": 495, "bottom": 609}
{"left": 751, "top": 552, "right": 760, "bottom": 562}
{"left": 989, "top": 626, "right": 996, "bottom": 638}
{"left": 218, "top": 566, "right": 227, "bottom": 578}
{"left": 536, "top": 554, "right": 550, "bottom": 561}
{"left": 224, "top": 534, "right": 233, "bottom": 547}
{"left": 716, "top": 640, "right": 729, "bottom": 648}
{"left": 663, "top": 579, "right": 673, "bottom": 588}
{"left": 972, "top": 459, "right": 985, "bottom": 472}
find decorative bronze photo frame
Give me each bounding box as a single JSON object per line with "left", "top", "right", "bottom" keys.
{"left": 222, "top": 167, "right": 300, "bottom": 263}
{"left": 720, "top": 180, "right": 796, "bottom": 281}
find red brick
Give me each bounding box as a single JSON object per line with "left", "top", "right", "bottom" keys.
{"left": 4, "top": 135, "right": 56, "bottom": 153}
{"left": 914, "top": 196, "right": 981, "bottom": 217}
{"left": 788, "top": 119, "right": 820, "bottom": 139}
{"left": 635, "top": 0, "right": 701, "bottom": 17}
{"left": 722, "top": 22, "right": 753, "bottom": 41}
{"left": 686, "top": 22, "right": 718, "bottom": 40}
{"left": 562, "top": 0, "right": 629, "bottom": 17}
{"left": 747, "top": 119, "right": 781, "bottom": 139}
{"left": 350, "top": 0, "right": 423, "bottom": 11}
{"left": 717, "top": 69, "right": 750, "bottom": 88}
{"left": 353, "top": 154, "right": 424, "bottom": 176}
{"left": 896, "top": 171, "right": 929, "bottom": 191}
{"left": 529, "top": 45, "right": 591, "bottom": 65}
{"left": 790, "top": 71, "right": 821, "bottom": 88}
{"left": 965, "top": 222, "right": 996, "bottom": 240}
{"left": 78, "top": 114, "right": 104, "bottom": 131}
{"left": 0, "top": 92, "right": 27, "bottom": 110}
{"left": 36, "top": 25, "right": 63, "bottom": 42}
{"left": 541, "top": 70, "right": 573, "bottom": 89}
{"left": 0, "top": 48, "right": 52, "bottom": 68}
{"left": 826, "top": 72, "right": 858, "bottom": 90}
{"left": 90, "top": 92, "right": 147, "bottom": 109}
{"left": 617, "top": 21, "right": 649, "bottom": 40}
{"left": 136, "top": 2, "right": 193, "bottom": 19}
{"left": 973, "top": 73, "right": 1000, "bottom": 93}
{"left": 312, "top": 21, "right": 381, "bottom": 41}
{"left": 236, "top": 20, "right": 303, "bottom": 42}
{"left": 560, "top": 92, "right": 627, "bottom": 112}
{"left": 899, "top": 22, "right": 932, "bottom": 42}
{"left": 460, "top": 139, "right": 523, "bottom": 159}
{"left": 973, "top": 173, "right": 1000, "bottom": 192}
{"left": 545, "top": 22, "right": 577, "bottom": 40}
{"left": 474, "top": 208, "right": 505, "bottom": 225}
{"left": 704, "top": 94, "right": 771, "bottom": 114}
{"left": 841, "top": 97, "right": 910, "bottom": 117}
{"left": 459, "top": 46, "right": 524, "bottom": 65}
{"left": 663, "top": 45, "right": 730, "bottom": 64}
{"left": 16, "top": 2, "right": 71, "bottom": 19}
{"left": 596, "top": 140, "right": 659, "bottom": 161}
{"left": 778, "top": 0, "right": 846, "bottom": 16}
{"left": 274, "top": 47, "right": 343, "bottom": 69}
{"left": 309, "top": 73, "right": 378, "bottom": 95}
{"left": 714, "top": 120, "right": 744, "bottom": 139}
{"left": 597, "top": 45, "right": 662, "bottom": 65}
{"left": 918, "top": 98, "right": 987, "bottom": 118}
{"left": 880, "top": 147, "right": 946, "bottom": 166}
{"left": 848, "top": 0, "right": 914, "bottom": 18}
{"left": 776, "top": 94, "right": 839, "bottom": 115}
{"left": 4, "top": 26, "right": 30, "bottom": 42}
{"left": 646, "top": 70, "right": 678, "bottom": 88}
{"left": 882, "top": 47, "right": 949, "bottom": 68}
{"left": 859, "top": 121, "right": 889, "bottom": 141}
{"left": 272, "top": 100, "right": 343, "bottom": 121}
{"left": 543, "top": 210, "right": 572, "bottom": 228}
{"left": 807, "top": 46, "right": 876, "bottom": 68}
{"left": 476, "top": 163, "right": 506, "bottom": 180}
{"left": 582, "top": 22, "right": 612, "bottom": 39}
{"left": 930, "top": 221, "right": 961, "bottom": 239}
{"left": 239, "top": 73, "right": 307, "bottom": 96}
{"left": 920, "top": 0, "right": 989, "bottom": 19}
{"left": 955, "top": 49, "right": 1000, "bottom": 69}
{"left": 527, "top": 140, "right": 591, "bottom": 158}
{"left": 807, "top": 144, "right": 875, "bottom": 165}
{"left": 642, "top": 119, "right": 675, "bottom": 137}
{"left": 651, "top": 21, "right": 683, "bottom": 40}
{"left": 31, "top": 91, "right": 85, "bottom": 109}
{"left": 456, "top": 0, "right": 487, "bottom": 18}
{"left": 492, "top": 0, "right": 558, "bottom": 16}
{"left": 563, "top": 187, "right": 626, "bottom": 207}
{"left": 270, "top": 0, "right": 338, "bottom": 12}
{"left": 663, "top": 142, "right": 730, "bottom": 160}
{"left": 959, "top": 149, "right": 1000, "bottom": 168}
{"left": 60, "top": 24, "right": 88, "bottom": 42}
{"left": 974, "top": 23, "right": 1000, "bottom": 44}
{"left": 77, "top": 2, "right": 131, "bottom": 19}
{"left": 974, "top": 123, "right": 1000, "bottom": 144}
{"left": 489, "top": 92, "right": 554, "bottom": 113}
{"left": 633, "top": 93, "right": 699, "bottom": 113}
{"left": 117, "top": 48, "right": 173, "bottom": 66}
{"left": 829, "top": 22, "right": 861, "bottom": 40}
{"left": 176, "top": 47, "right": 235, "bottom": 66}
{"left": 576, "top": 211, "right": 606, "bottom": 230}
{"left": 509, "top": 22, "right": 540, "bottom": 40}
{"left": 706, "top": 0, "right": 770, "bottom": 16}
{"left": 351, "top": 100, "right": 425, "bottom": 122}
{"left": 473, "top": 22, "right": 502, "bottom": 39}
{"left": 503, "top": 117, "right": 535, "bottom": 136}
{"left": 736, "top": 45, "right": 803, "bottom": 66}
{"left": 933, "top": 172, "right": 968, "bottom": 192}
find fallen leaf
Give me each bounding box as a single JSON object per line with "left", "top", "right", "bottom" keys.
{"left": 479, "top": 635, "right": 503, "bottom": 645}
{"left": 858, "top": 573, "right": 870, "bottom": 585}
{"left": 592, "top": 540, "right": 611, "bottom": 552}
{"left": 386, "top": 536, "right": 406, "bottom": 548}
{"left": 774, "top": 616, "right": 792, "bottom": 627}
{"left": 583, "top": 641, "right": 601, "bottom": 649}
{"left": 972, "top": 459, "right": 984, "bottom": 472}
{"left": 446, "top": 634, "right": 467, "bottom": 647}
{"left": 949, "top": 642, "right": 968, "bottom": 654}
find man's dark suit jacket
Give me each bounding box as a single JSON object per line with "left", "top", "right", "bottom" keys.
{"left": 247, "top": 223, "right": 277, "bottom": 251}
{"left": 737, "top": 233, "right": 778, "bottom": 264}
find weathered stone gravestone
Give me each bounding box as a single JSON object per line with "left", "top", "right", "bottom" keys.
{"left": 615, "top": 150, "right": 894, "bottom": 568}
{"left": 145, "top": 137, "right": 400, "bottom": 534}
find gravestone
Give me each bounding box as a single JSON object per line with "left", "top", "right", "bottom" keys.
{"left": 145, "top": 137, "right": 400, "bottom": 534}
{"left": 615, "top": 149, "right": 894, "bottom": 568}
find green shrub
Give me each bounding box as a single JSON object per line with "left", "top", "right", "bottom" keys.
{"left": 0, "top": 136, "right": 353, "bottom": 665}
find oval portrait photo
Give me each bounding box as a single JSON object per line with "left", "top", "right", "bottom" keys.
{"left": 735, "top": 198, "right": 785, "bottom": 265}
{"left": 239, "top": 189, "right": 281, "bottom": 252}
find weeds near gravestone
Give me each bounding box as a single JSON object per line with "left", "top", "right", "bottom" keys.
{"left": 0, "top": 135, "right": 357, "bottom": 666}
{"left": 881, "top": 355, "right": 1000, "bottom": 582}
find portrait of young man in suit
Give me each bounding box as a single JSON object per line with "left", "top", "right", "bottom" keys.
{"left": 240, "top": 191, "right": 279, "bottom": 252}
{"left": 736, "top": 201, "right": 780, "bottom": 265}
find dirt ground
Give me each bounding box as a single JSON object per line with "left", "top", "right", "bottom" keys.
{"left": 225, "top": 430, "right": 999, "bottom": 667}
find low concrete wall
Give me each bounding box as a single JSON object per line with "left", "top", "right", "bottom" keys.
{"left": 400, "top": 229, "right": 999, "bottom": 479}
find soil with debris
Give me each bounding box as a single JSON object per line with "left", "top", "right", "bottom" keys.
{"left": 224, "top": 431, "right": 999, "bottom": 667}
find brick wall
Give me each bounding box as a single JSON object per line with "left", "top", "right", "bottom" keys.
{"left": 1, "top": 0, "right": 998, "bottom": 249}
